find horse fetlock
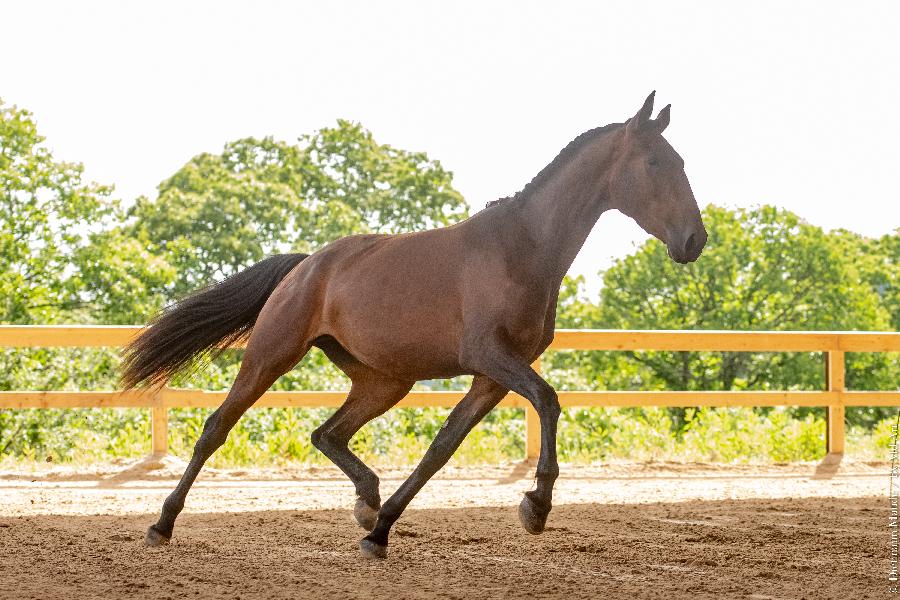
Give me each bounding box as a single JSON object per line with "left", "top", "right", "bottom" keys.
{"left": 354, "top": 497, "right": 379, "bottom": 531}
{"left": 354, "top": 476, "right": 380, "bottom": 505}
{"left": 535, "top": 464, "right": 560, "bottom": 483}
{"left": 161, "top": 496, "right": 185, "bottom": 518}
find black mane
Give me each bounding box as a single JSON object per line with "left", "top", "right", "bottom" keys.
{"left": 484, "top": 122, "right": 622, "bottom": 210}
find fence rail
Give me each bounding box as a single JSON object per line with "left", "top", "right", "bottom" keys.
{"left": 2, "top": 326, "right": 898, "bottom": 458}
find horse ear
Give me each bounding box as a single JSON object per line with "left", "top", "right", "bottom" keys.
{"left": 626, "top": 91, "right": 655, "bottom": 134}
{"left": 654, "top": 104, "right": 671, "bottom": 133}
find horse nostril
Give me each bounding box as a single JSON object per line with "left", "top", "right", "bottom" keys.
{"left": 684, "top": 233, "right": 696, "bottom": 256}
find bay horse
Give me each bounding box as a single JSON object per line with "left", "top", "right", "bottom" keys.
{"left": 123, "top": 91, "right": 707, "bottom": 559}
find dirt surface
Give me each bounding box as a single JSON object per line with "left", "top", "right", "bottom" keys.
{"left": 0, "top": 457, "right": 891, "bottom": 599}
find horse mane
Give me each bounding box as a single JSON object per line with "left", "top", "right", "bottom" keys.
{"left": 484, "top": 196, "right": 515, "bottom": 209}
{"left": 484, "top": 122, "right": 622, "bottom": 210}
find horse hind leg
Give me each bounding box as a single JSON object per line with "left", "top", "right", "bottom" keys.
{"left": 311, "top": 338, "right": 414, "bottom": 530}
{"left": 360, "top": 376, "right": 507, "bottom": 558}
{"left": 145, "top": 309, "right": 313, "bottom": 546}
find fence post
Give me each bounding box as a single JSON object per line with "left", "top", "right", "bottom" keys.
{"left": 826, "top": 350, "right": 845, "bottom": 454}
{"left": 151, "top": 387, "right": 169, "bottom": 456}
{"left": 525, "top": 357, "right": 542, "bottom": 460}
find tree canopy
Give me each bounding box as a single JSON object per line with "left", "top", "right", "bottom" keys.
{"left": 0, "top": 99, "right": 116, "bottom": 323}
{"left": 127, "top": 121, "right": 468, "bottom": 297}
{"left": 554, "top": 205, "right": 898, "bottom": 426}
{"left": 1, "top": 99, "right": 896, "bottom": 447}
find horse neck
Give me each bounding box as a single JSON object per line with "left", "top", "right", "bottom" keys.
{"left": 515, "top": 127, "right": 621, "bottom": 284}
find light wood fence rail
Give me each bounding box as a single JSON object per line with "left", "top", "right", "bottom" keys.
{"left": 1, "top": 326, "right": 898, "bottom": 458}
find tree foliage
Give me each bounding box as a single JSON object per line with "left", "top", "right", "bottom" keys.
{"left": 128, "top": 121, "right": 468, "bottom": 295}
{"left": 1, "top": 99, "right": 896, "bottom": 461}
{"left": 555, "top": 205, "right": 898, "bottom": 427}
{"left": 0, "top": 100, "right": 117, "bottom": 323}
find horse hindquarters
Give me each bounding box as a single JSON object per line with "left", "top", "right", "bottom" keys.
{"left": 145, "top": 259, "right": 326, "bottom": 545}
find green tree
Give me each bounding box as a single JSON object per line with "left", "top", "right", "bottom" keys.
{"left": 70, "top": 229, "right": 177, "bottom": 324}
{"left": 554, "top": 205, "right": 898, "bottom": 427}
{"left": 0, "top": 99, "right": 116, "bottom": 323}
{"left": 843, "top": 229, "right": 899, "bottom": 330}
{"left": 1, "top": 108, "right": 473, "bottom": 460}
{"left": 128, "top": 121, "right": 468, "bottom": 295}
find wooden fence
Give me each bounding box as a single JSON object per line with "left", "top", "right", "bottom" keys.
{"left": 1, "top": 326, "right": 898, "bottom": 458}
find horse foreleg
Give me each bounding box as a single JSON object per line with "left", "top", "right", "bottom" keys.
{"left": 359, "top": 376, "right": 507, "bottom": 558}
{"left": 311, "top": 373, "right": 413, "bottom": 530}
{"left": 460, "top": 344, "right": 561, "bottom": 536}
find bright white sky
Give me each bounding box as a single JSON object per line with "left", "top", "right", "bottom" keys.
{"left": 2, "top": 1, "right": 898, "bottom": 291}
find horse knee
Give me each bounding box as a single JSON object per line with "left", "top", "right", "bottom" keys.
{"left": 547, "top": 398, "right": 561, "bottom": 421}
{"left": 538, "top": 387, "right": 561, "bottom": 420}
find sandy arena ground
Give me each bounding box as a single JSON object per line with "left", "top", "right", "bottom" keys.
{"left": 0, "top": 457, "right": 891, "bottom": 599}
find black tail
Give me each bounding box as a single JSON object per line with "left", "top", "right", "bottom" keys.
{"left": 121, "top": 253, "right": 309, "bottom": 389}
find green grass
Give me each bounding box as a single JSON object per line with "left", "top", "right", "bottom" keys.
{"left": 1, "top": 405, "right": 894, "bottom": 468}
{"left": 2, "top": 347, "right": 894, "bottom": 467}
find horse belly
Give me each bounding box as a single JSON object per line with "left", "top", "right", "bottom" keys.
{"left": 322, "top": 270, "right": 465, "bottom": 381}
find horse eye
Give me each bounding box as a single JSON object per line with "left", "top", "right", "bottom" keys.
{"left": 647, "top": 157, "right": 659, "bottom": 167}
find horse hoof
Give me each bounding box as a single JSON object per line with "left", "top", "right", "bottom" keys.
{"left": 144, "top": 525, "right": 170, "bottom": 547}
{"left": 518, "top": 494, "right": 547, "bottom": 535}
{"left": 359, "top": 537, "right": 387, "bottom": 559}
{"left": 354, "top": 498, "right": 379, "bottom": 531}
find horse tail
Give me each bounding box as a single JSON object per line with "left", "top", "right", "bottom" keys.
{"left": 120, "top": 253, "right": 309, "bottom": 389}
